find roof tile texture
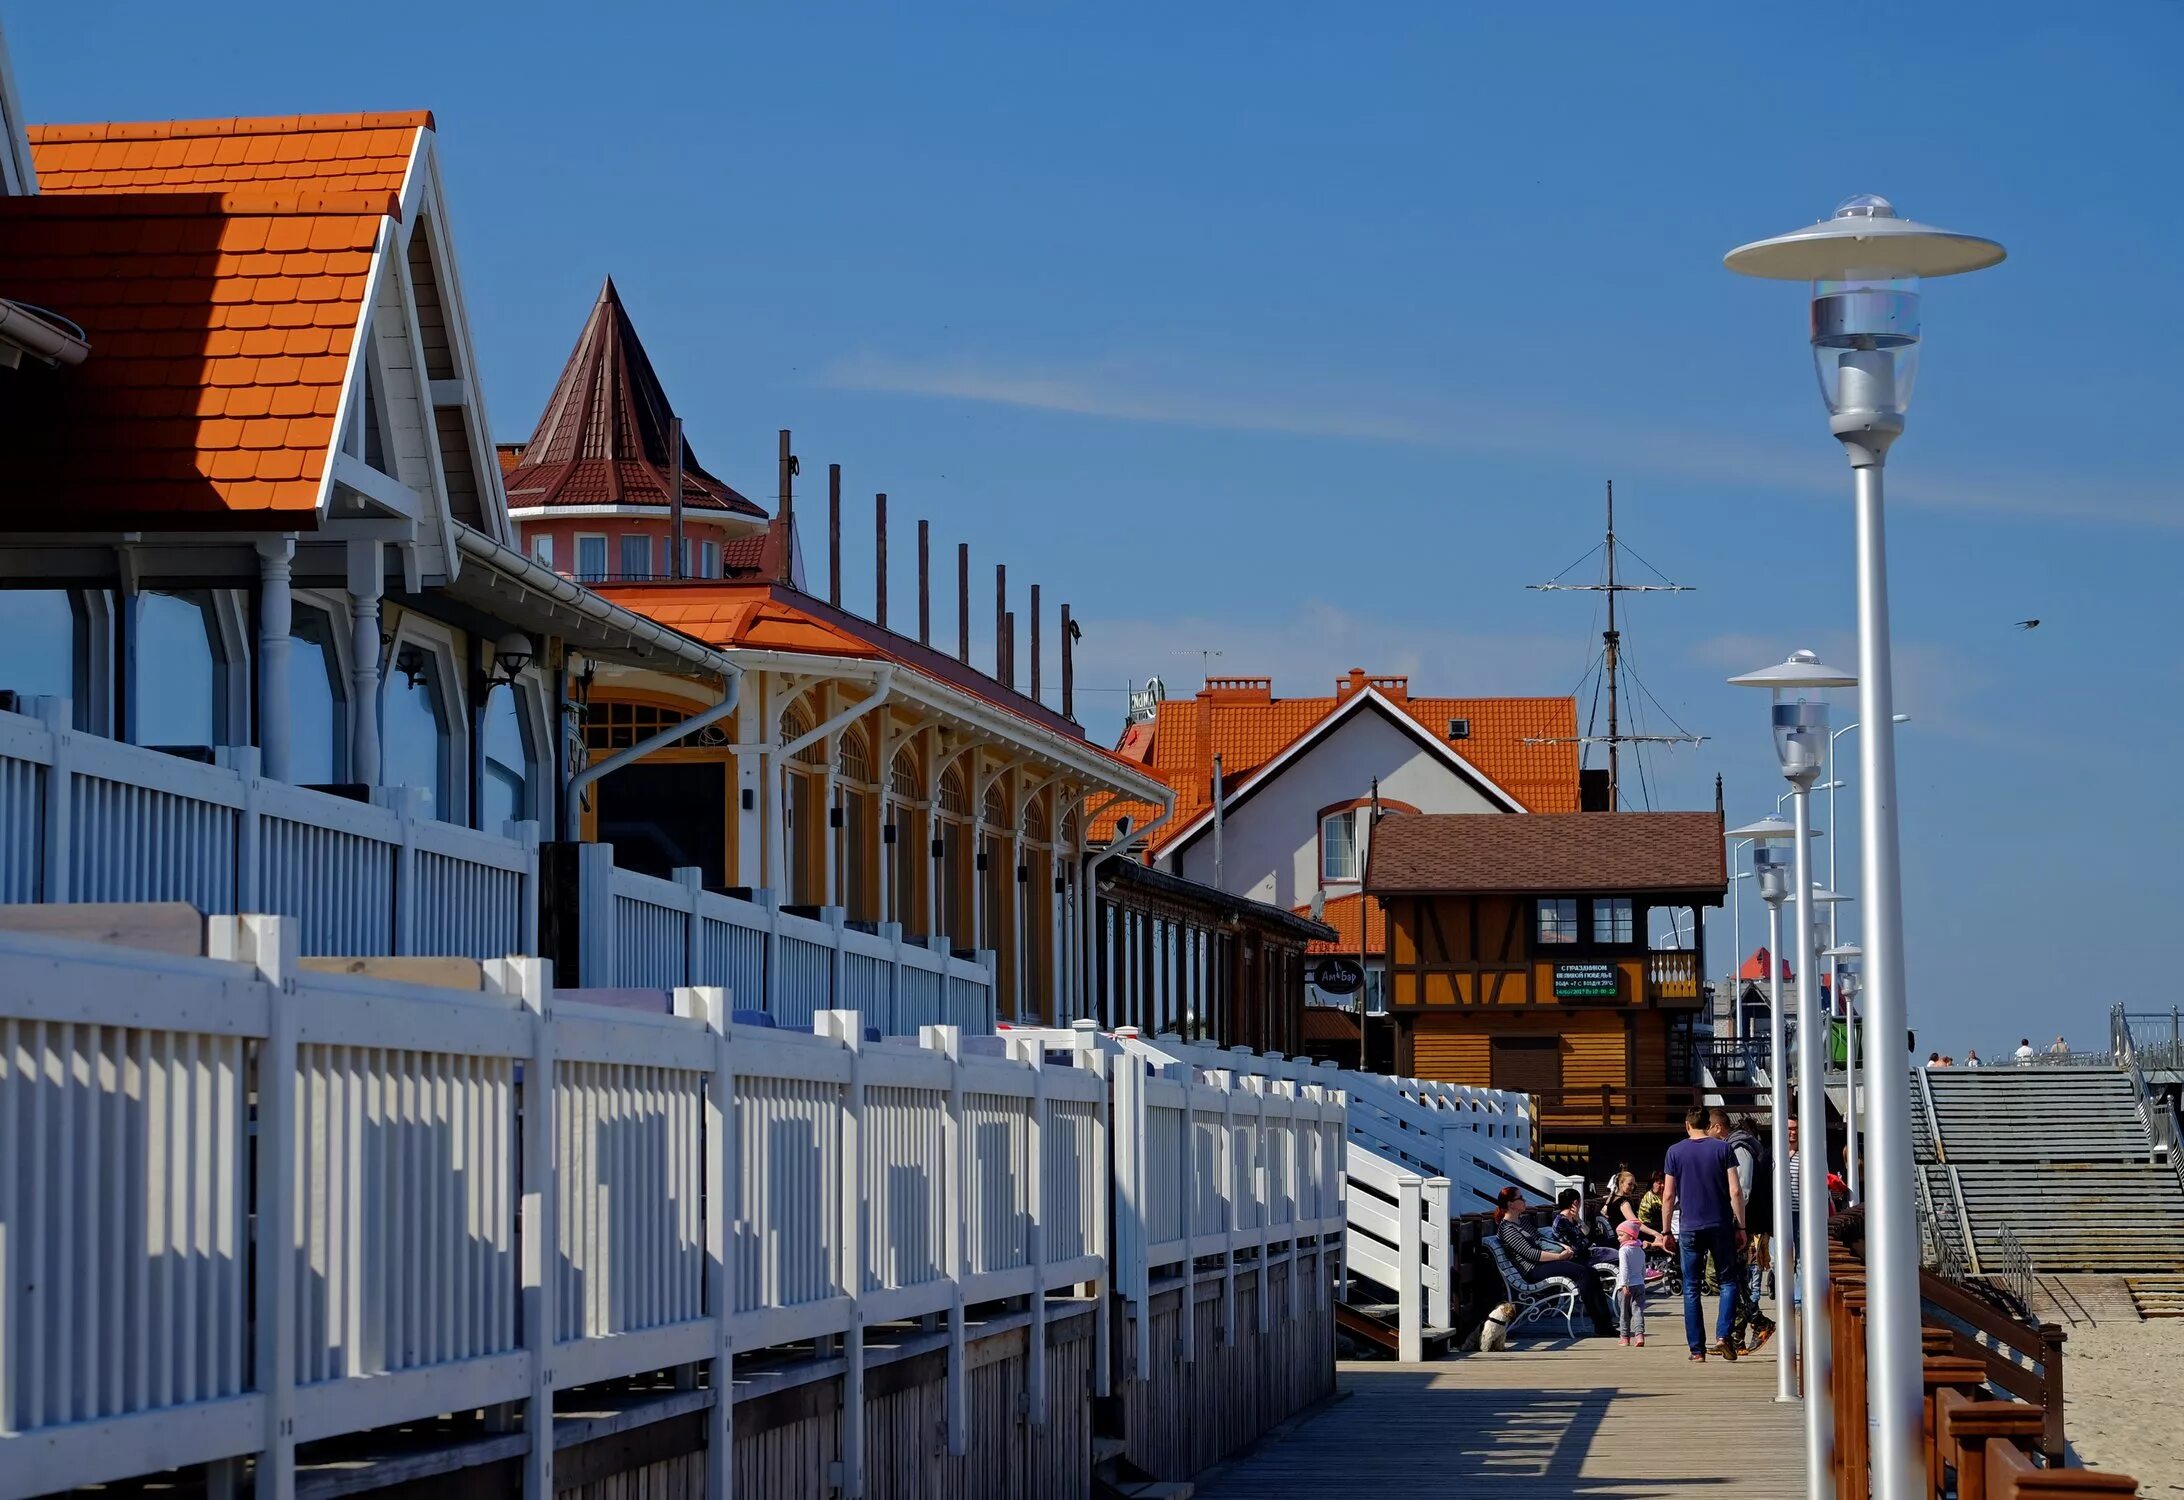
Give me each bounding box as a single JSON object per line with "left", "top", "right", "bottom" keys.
{"left": 28, "top": 112, "right": 430, "bottom": 198}
{"left": 1090, "top": 682, "right": 1580, "bottom": 843}
{"left": 0, "top": 191, "right": 379, "bottom": 527}
{"left": 1364, "top": 811, "right": 1726, "bottom": 895}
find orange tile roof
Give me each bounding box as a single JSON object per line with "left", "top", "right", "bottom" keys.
{"left": 28, "top": 112, "right": 430, "bottom": 199}
{"left": 600, "top": 582, "right": 1162, "bottom": 784}
{"left": 0, "top": 191, "right": 383, "bottom": 529}
{"left": 1089, "top": 676, "right": 1580, "bottom": 844}
{"left": 1296, "top": 891, "right": 1386, "bottom": 957}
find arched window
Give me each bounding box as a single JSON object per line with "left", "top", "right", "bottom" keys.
{"left": 785, "top": 697, "right": 826, "bottom": 766}
{"left": 384, "top": 637, "right": 455, "bottom": 818}
{"left": 289, "top": 605, "right": 346, "bottom": 784}
{"left": 0, "top": 589, "right": 104, "bottom": 730}
{"left": 836, "top": 726, "right": 873, "bottom": 784}
{"left": 938, "top": 765, "right": 969, "bottom": 816}
{"left": 982, "top": 781, "right": 1007, "bottom": 831}
{"left": 480, "top": 682, "right": 534, "bottom": 829}
{"left": 134, "top": 590, "right": 224, "bottom": 750}
{"left": 889, "top": 748, "right": 919, "bottom": 802}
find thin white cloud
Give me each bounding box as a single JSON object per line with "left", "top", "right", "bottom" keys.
{"left": 820, "top": 350, "right": 2183, "bottom": 531}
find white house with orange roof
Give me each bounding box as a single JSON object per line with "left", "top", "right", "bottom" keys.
{"left": 1103, "top": 670, "right": 1583, "bottom": 1052}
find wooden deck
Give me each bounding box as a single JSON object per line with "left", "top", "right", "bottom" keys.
{"left": 1194, "top": 1329, "right": 1807, "bottom": 1498}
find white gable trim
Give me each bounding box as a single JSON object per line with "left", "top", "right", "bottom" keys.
{"left": 316, "top": 218, "right": 401, "bottom": 518}
{"left": 397, "top": 128, "right": 514, "bottom": 551}
{"left": 1156, "top": 687, "right": 1529, "bottom": 861}
{"left": 0, "top": 25, "right": 35, "bottom": 196}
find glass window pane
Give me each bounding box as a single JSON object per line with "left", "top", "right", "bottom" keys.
{"left": 482, "top": 683, "right": 530, "bottom": 829}
{"left": 135, "top": 590, "right": 218, "bottom": 749}
{"left": 531, "top": 534, "right": 554, "bottom": 568}
{"left": 1321, "top": 811, "right": 1357, "bottom": 882}
{"left": 619, "top": 534, "right": 652, "bottom": 580}
{"left": 1538, "top": 897, "right": 1578, "bottom": 944}
{"left": 0, "top": 590, "right": 81, "bottom": 705}
{"left": 383, "top": 642, "right": 449, "bottom": 818}
{"left": 289, "top": 607, "right": 344, "bottom": 784}
{"left": 1594, "top": 897, "right": 1634, "bottom": 944}
{"left": 701, "top": 541, "right": 719, "bottom": 579}
{"left": 576, "top": 535, "right": 607, "bottom": 580}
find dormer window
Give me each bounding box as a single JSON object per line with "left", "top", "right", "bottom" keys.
{"left": 1594, "top": 897, "right": 1635, "bottom": 945}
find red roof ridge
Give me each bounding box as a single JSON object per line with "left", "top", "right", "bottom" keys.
{"left": 29, "top": 111, "right": 435, "bottom": 143}
{"left": 0, "top": 189, "right": 399, "bottom": 219}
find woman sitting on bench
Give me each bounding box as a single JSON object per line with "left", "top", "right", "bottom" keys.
{"left": 1493, "top": 1187, "right": 1616, "bottom": 1336}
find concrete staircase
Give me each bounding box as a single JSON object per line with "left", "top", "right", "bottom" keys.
{"left": 1915, "top": 1067, "right": 2184, "bottom": 1275}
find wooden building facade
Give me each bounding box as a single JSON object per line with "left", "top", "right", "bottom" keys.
{"left": 1367, "top": 811, "right": 1727, "bottom": 1165}
{"left": 1089, "top": 859, "right": 1333, "bottom": 1054}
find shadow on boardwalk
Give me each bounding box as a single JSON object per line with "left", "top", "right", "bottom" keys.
{"left": 1194, "top": 1333, "right": 1807, "bottom": 1499}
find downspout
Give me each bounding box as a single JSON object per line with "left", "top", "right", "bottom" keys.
{"left": 1077, "top": 794, "right": 1178, "bottom": 1027}
{"left": 563, "top": 666, "right": 742, "bottom": 840}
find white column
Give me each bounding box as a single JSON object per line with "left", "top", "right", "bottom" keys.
{"left": 345, "top": 539, "right": 382, "bottom": 786}
{"left": 255, "top": 538, "right": 295, "bottom": 783}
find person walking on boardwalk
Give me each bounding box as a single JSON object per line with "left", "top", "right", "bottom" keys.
{"left": 1613, "top": 1219, "right": 1648, "bottom": 1346}
{"left": 1661, "top": 1105, "right": 1748, "bottom": 1362}
{"left": 1720, "top": 1112, "right": 1777, "bottom": 1351}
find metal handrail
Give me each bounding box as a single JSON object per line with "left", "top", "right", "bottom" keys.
{"left": 1993, "top": 1223, "right": 2035, "bottom": 1316}
{"left": 2113, "top": 1003, "right": 2184, "bottom": 1199}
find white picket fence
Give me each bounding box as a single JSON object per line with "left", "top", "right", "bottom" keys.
{"left": 578, "top": 844, "right": 994, "bottom": 1035}
{"left": 1112, "top": 1032, "right": 1581, "bottom": 1358}
{"left": 0, "top": 917, "right": 1103, "bottom": 1500}
{"left": 0, "top": 699, "right": 538, "bottom": 960}
{"left": 1009, "top": 1028, "right": 1349, "bottom": 1378}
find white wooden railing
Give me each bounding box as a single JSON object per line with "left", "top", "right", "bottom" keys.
{"left": 1008, "top": 1029, "right": 1349, "bottom": 1381}
{"left": 0, "top": 918, "right": 1099, "bottom": 1500}
{"left": 0, "top": 699, "right": 538, "bottom": 959}
{"left": 577, "top": 844, "right": 995, "bottom": 1035}
{"left": 1110, "top": 1033, "right": 1579, "bottom": 1355}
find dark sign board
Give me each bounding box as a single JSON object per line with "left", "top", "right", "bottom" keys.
{"left": 1313, "top": 957, "right": 1365, "bottom": 996}
{"left": 1553, "top": 962, "right": 1620, "bottom": 1000}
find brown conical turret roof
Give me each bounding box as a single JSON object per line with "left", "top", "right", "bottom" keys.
{"left": 502, "top": 279, "right": 764, "bottom": 518}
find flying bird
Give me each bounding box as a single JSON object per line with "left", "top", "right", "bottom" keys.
{"left": 2014, "top": 619, "right": 2041, "bottom": 630}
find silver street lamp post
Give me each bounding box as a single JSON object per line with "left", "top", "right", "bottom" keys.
{"left": 1728, "top": 195, "right": 2003, "bottom": 1500}
{"left": 1827, "top": 715, "right": 1907, "bottom": 1207}
{"left": 1731, "top": 815, "right": 1805, "bottom": 1405}
{"left": 1733, "top": 649, "right": 1857, "bottom": 1500}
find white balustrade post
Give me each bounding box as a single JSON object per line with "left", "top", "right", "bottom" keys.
{"left": 818, "top": 1010, "right": 866, "bottom": 1497}
{"left": 882, "top": 920, "right": 903, "bottom": 1037}
{"left": 346, "top": 539, "right": 383, "bottom": 788}
{"left": 255, "top": 537, "right": 295, "bottom": 784}
{"left": 690, "top": 986, "right": 735, "bottom": 1500}
{"left": 378, "top": 784, "right": 428, "bottom": 955}
{"left": 676, "top": 867, "right": 706, "bottom": 988}
{"left": 1283, "top": 1080, "right": 1304, "bottom": 1323}
{"left": 516, "top": 820, "right": 541, "bottom": 958}
{"left": 1248, "top": 1076, "right": 1271, "bottom": 1334}
{"left": 219, "top": 745, "right": 263, "bottom": 919}
{"left": 1218, "top": 1069, "right": 1238, "bottom": 1345}
{"left": 513, "top": 956, "right": 557, "bottom": 1500}
{"left": 1424, "top": 1177, "right": 1451, "bottom": 1332}
{"left": 1071, "top": 1021, "right": 1114, "bottom": 1399}
{"left": 1019, "top": 1034, "right": 1048, "bottom": 1428}
{"left": 1396, "top": 1173, "right": 1423, "bottom": 1363}
{"left": 978, "top": 947, "right": 998, "bottom": 1034}
{"left": 920, "top": 1022, "right": 970, "bottom": 1456}
{"left": 33, "top": 697, "right": 72, "bottom": 900}
{"left": 575, "top": 841, "right": 617, "bottom": 987}
{"left": 1124, "top": 1056, "right": 1151, "bottom": 1378}
{"left": 216, "top": 915, "right": 298, "bottom": 1496}
{"left": 762, "top": 889, "right": 782, "bottom": 1018}
{"left": 826, "top": 907, "right": 848, "bottom": 1016}
{"left": 1169, "top": 1063, "right": 1197, "bottom": 1367}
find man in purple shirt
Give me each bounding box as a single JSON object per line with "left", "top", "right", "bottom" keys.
{"left": 1661, "top": 1105, "right": 1748, "bottom": 1362}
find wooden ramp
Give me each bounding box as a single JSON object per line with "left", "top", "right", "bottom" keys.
{"left": 1194, "top": 1332, "right": 1807, "bottom": 1499}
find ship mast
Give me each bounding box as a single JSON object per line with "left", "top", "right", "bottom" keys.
{"left": 1528, "top": 480, "right": 1704, "bottom": 809}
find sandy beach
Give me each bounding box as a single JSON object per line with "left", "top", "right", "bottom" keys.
{"left": 2050, "top": 1293, "right": 2184, "bottom": 1496}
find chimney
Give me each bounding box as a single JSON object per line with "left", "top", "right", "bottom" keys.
{"left": 1030, "top": 584, "right": 1042, "bottom": 703}
{"left": 827, "top": 464, "right": 842, "bottom": 606}
{"left": 875, "top": 493, "right": 888, "bottom": 628}
{"left": 995, "top": 564, "right": 1007, "bottom": 682}
{"left": 1003, "top": 610, "right": 1016, "bottom": 692}
{"left": 1335, "top": 667, "right": 1369, "bottom": 701}
{"left": 773, "top": 429, "right": 798, "bottom": 586}
{"left": 668, "top": 415, "right": 685, "bottom": 579}
{"left": 1061, "top": 603, "right": 1075, "bottom": 720}
{"left": 957, "top": 543, "right": 970, "bottom": 663}
{"left": 917, "top": 520, "right": 931, "bottom": 645}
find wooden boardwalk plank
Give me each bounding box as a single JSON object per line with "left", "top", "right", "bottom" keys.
{"left": 1195, "top": 1333, "right": 1808, "bottom": 1498}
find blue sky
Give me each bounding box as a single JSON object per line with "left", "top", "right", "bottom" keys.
{"left": 13, "top": 2, "right": 2182, "bottom": 1052}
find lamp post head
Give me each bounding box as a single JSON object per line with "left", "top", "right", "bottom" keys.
{"left": 1726, "top": 196, "right": 2003, "bottom": 464}
{"left": 1752, "top": 843, "right": 1792, "bottom": 906}
{"left": 1730, "top": 650, "right": 1857, "bottom": 788}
